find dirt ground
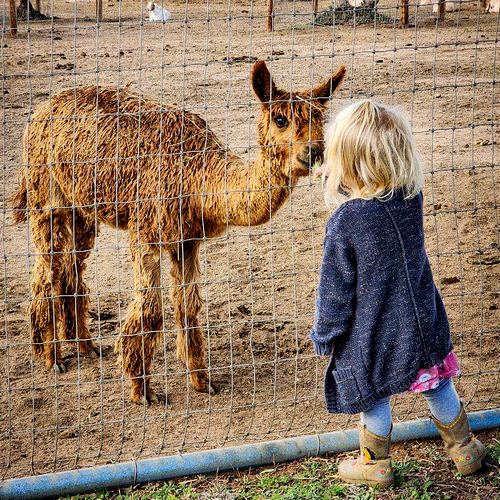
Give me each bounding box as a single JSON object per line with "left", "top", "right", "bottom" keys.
{"left": 0, "top": 0, "right": 499, "bottom": 481}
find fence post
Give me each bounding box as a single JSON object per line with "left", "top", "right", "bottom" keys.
{"left": 438, "top": 0, "right": 445, "bottom": 20}
{"left": 96, "top": 0, "right": 102, "bottom": 22}
{"left": 267, "top": 0, "right": 274, "bottom": 31}
{"left": 400, "top": 0, "right": 409, "bottom": 27}
{"left": 312, "top": 0, "right": 319, "bottom": 20}
{"left": 9, "top": 0, "right": 17, "bottom": 36}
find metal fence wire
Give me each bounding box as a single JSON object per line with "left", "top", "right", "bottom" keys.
{"left": 0, "top": 0, "right": 499, "bottom": 481}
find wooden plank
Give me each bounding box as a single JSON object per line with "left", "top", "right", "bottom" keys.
{"left": 9, "top": 0, "right": 17, "bottom": 36}
{"left": 267, "top": 0, "right": 273, "bottom": 32}
{"left": 400, "top": 0, "right": 409, "bottom": 27}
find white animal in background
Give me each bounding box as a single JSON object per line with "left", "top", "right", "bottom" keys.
{"left": 418, "top": 0, "right": 456, "bottom": 14}
{"left": 147, "top": 1, "right": 171, "bottom": 22}
{"left": 419, "top": 0, "right": 494, "bottom": 15}
{"left": 346, "top": 0, "right": 376, "bottom": 8}
{"left": 346, "top": 0, "right": 375, "bottom": 7}
{"left": 331, "top": 0, "right": 375, "bottom": 7}
{"left": 433, "top": 0, "right": 456, "bottom": 12}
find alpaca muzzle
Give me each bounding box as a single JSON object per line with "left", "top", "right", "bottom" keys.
{"left": 297, "top": 144, "right": 323, "bottom": 170}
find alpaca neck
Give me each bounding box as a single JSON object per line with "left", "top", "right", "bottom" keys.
{"left": 207, "top": 148, "right": 292, "bottom": 229}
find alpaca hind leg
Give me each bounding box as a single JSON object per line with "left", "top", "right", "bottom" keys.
{"left": 115, "top": 244, "right": 164, "bottom": 404}
{"left": 30, "top": 258, "right": 65, "bottom": 372}
{"left": 29, "top": 211, "right": 73, "bottom": 373}
{"left": 170, "top": 242, "right": 216, "bottom": 394}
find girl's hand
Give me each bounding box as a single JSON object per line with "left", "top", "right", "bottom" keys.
{"left": 314, "top": 162, "right": 329, "bottom": 179}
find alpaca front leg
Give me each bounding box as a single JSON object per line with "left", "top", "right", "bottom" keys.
{"left": 170, "top": 242, "right": 217, "bottom": 394}
{"left": 115, "top": 245, "right": 164, "bottom": 404}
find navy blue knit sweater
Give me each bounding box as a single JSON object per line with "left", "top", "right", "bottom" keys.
{"left": 310, "top": 190, "right": 453, "bottom": 414}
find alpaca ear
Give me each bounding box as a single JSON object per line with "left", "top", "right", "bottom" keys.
{"left": 311, "top": 65, "right": 346, "bottom": 103}
{"left": 251, "top": 61, "right": 279, "bottom": 105}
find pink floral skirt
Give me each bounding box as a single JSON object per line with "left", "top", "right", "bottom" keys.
{"left": 408, "top": 350, "right": 460, "bottom": 393}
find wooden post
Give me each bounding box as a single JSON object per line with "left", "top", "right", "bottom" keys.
{"left": 400, "top": 0, "right": 408, "bottom": 27}
{"left": 9, "top": 0, "right": 17, "bottom": 36}
{"left": 267, "top": 0, "right": 273, "bottom": 32}
{"left": 96, "top": 0, "right": 102, "bottom": 22}
{"left": 437, "top": 0, "right": 445, "bottom": 21}
{"left": 312, "top": 0, "right": 318, "bottom": 20}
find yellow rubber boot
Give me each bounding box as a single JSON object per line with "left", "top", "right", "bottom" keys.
{"left": 338, "top": 422, "right": 394, "bottom": 488}
{"left": 432, "top": 402, "right": 486, "bottom": 475}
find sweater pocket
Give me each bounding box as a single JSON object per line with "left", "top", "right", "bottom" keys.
{"left": 332, "top": 367, "right": 362, "bottom": 405}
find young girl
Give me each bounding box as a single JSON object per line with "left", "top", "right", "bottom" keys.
{"left": 311, "top": 100, "right": 485, "bottom": 488}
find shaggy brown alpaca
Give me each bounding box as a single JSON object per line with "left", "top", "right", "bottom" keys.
{"left": 12, "top": 61, "right": 346, "bottom": 404}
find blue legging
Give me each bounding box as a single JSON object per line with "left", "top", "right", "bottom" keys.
{"left": 361, "top": 378, "right": 461, "bottom": 437}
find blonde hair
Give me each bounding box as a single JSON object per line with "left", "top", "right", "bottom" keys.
{"left": 322, "top": 99, "right": 424, "bottom": 208}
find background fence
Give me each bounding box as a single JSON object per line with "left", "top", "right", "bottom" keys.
{"left": 1, "top": 0, "right": 499, "bottom": 483}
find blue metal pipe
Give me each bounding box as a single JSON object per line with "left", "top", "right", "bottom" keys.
{"left": 1, "top": 408, "right": 499, "bottom": 499}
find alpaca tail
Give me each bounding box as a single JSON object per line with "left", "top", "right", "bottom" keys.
{"left": 11, "top": 172, "right": 28, "bottom": 223}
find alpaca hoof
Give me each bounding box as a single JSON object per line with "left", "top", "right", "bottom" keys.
{"left": 192, "top": 380, "right": 219, "bottom": 395}
{"left": 89, "top": 347, "right": 103, "bottom": 358}
{"left": 81, "top": 345, "right": 110, "bottom": 358}
{"left": 148, "top": 392, "right": 167, "bottom": 405}
{"left": 135, "top": 393, "right": 167, "bottom": 406}
{"left": 52, "top": 361, "right": 67, "bottom": 374}
{"left": 84, "top": 348, "right": 99, "bottom": 359}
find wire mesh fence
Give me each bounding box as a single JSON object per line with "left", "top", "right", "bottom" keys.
{"left": 0, "top": 0, "right": 499, "bottom": 482}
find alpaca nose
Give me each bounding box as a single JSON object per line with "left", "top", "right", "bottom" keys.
{"left": 309, "top": 144, "right": 324, "bottom": 166}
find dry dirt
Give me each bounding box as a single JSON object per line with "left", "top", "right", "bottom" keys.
{"left": 0, "top": 0, "right": 499, "bottom": 481}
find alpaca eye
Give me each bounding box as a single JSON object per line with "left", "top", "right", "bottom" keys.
{"left": 274, "top": 115, "right": 288, "bottom": 128}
